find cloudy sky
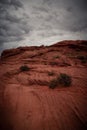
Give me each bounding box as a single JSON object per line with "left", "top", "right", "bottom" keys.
{"left": 0, "top": 0, "right": 87, "bottom": 52}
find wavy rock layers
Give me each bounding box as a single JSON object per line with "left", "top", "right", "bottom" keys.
{"left": 0, "top": 40, "right": 87, "bottom": 130}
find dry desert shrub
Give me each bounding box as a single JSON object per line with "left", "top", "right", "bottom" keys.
{"left": 20, "top": 65, "right": 30, "bottom": 71}
{"left": 49, "top": 73, "right": 72, "bottom": 89}
{"left": 53, "top": 55, "right": 60, "bottom": 59}
{"left": 77, "top": 55, "right": 87, "bottom": 63}
{"left": 48, "top": 71, "right": 55, "bottom": 76}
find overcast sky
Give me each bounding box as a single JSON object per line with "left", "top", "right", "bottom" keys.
{"left": 0, "top": 0, "right": 87, "bottom": 52}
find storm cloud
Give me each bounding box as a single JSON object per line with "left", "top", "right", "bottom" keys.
{"left": 0, "top": 0, "right": 87, "bottom": 53}
{"left": 0, "top": 0, "right": 31, "bottom": 52}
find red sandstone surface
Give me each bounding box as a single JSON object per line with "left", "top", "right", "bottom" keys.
{"left": 0, "top": 40, "right": 87, "bottom": 130}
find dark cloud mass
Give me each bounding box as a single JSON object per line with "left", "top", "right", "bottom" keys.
{"left": 0, "top": 0, "right": 22, "bottom": 8}
{"left": 42, "top": 0, "right": 87, "bottom": 31}
{"left": 0, "top": 0, "right": 87, "bottom": 53}
{"left": 0, "top": 0, "right": 31, "bottom": 52}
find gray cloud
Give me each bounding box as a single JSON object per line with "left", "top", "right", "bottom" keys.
{"left": 41, "top": 0, "right": 87, "bottom": 32}
{"left": 0, "top": 0, "right": 87, "bottom": 53}
{"left": 0, "top": 0, "right": 31, "bottom": 52}
{"left": 0, "top": 0, "right": 23, "bottom": 9}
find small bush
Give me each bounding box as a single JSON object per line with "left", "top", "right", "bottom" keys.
{"left": 58, "top": 73, "right": 72, "bottom": 87}
{"left": 53, "top": 55, "right": 60, "bottom": 59}
{"left": 49, "top": 79, "right": 58, "bottom": 89}
{"left": 77, "top": 55, "right": 87, "bottom": 63}
{"left": 20, "top": 65, "right": 30, "bottom": 71}
{"left": 50, "top": 62, "right": 59, "bottom": 66}
{"left": 77, "top": 55, "right": 85, "bottom": 60}
{"left": 49, "top": 73, "right": 72, "bottom": 89}
{"left": 48, "top": 71, "right": 55, "bottom": 76}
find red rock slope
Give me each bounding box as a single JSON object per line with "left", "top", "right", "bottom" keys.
{"left": 0, "top": 40, "right": 87, "bottom": 130}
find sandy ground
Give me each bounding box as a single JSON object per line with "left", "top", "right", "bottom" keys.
{"left": 0, "top": 40, "right": 87, "bottom": 130}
